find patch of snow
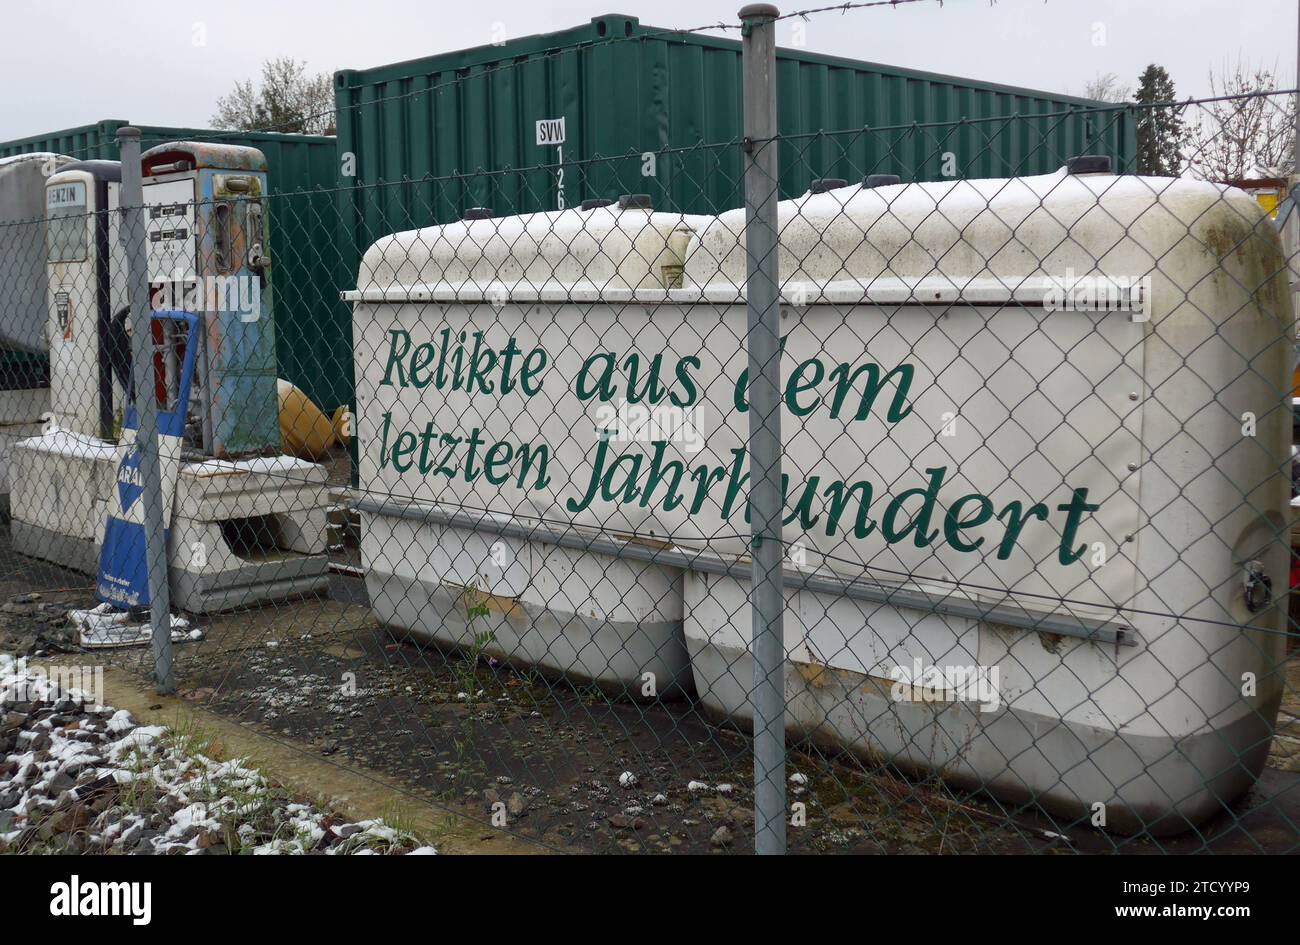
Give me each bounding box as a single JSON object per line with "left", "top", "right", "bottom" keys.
{"left": 69, "top": 607, "right": 195, "bottom": 649}
{"left": 0, "top": 657, "right": 433, "bottom": 855}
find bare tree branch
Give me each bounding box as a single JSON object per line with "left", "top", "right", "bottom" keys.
{"left": 1084, "top": 72, "right": 1132, "bottom": 104}
{"left": 1185, "top": 58, "right": 1296, "bottom": 181}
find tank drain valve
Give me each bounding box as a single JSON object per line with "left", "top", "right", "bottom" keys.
{"left": 1243, "top": 560, "right": 1272, "bottom": 614}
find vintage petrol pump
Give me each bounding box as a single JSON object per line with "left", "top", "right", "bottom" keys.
{"left": 43, "top": 160, "right": 130, "bottom": 440}
{"left": 11, "top": 143, "right": 329, "bottom": 614}
{"left": 0, "top": 152, "right": 73, "bottom": 499}
{"left": 140, "top": 142, "right": 279, "bottom": 458}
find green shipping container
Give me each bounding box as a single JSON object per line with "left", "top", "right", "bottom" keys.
{"left": 334, "top": 12, "right": 1135, "bottom": 257}
{"left": 0, "top": 120, "right": 349, "bottom": 412}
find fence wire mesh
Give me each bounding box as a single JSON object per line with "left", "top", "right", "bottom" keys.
{"left": 0, "top": 41, "right": 1297, "bottom": 856}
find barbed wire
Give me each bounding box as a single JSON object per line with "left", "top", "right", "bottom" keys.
{"left": 775, "top": 0, "right": 941, "bottom": 23}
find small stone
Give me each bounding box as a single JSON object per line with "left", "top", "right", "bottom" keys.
{"left": 618, "top": 771, "right": 638, "bottom": 788}
{"left": 710, "top": 825, "right": 733, "bottom": 848}
{"left": 46, "top": 771, "right": 76, "bottom": 796}
{"left": 506, "top": 792, "right": 526, "bottom": 816}
{"left": 76, "top": 768, "right": 111, "bottom": 787}
{"left": 19, "top": 731, "right": 49, "bottom": 752}
{"left": 117, "top": 821, "right": 144, "bottom": 847}
{"left": 482, "top": 788, "right": 501, "bottom": 808}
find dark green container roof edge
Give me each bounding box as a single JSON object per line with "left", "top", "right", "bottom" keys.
{"left": 0, "top": 118, "right": 334, "bottom": 160}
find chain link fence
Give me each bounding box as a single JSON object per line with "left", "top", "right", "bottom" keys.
{"left": 0, "top": 7, "right": 1297, "bottom": 855}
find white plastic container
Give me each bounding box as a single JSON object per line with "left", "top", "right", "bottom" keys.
{"left": 348, "top": 203, "right": 703, "bottom": 696}
{"left": 678, "top": 168, "right": 1291, "bottom": 834}
{"left": 348, "top": 169, "right": 1290, "bottom": 831}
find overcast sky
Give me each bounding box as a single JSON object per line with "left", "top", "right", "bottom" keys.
{"left": 1, "top": 0, "right": 1295, "bottom": 141}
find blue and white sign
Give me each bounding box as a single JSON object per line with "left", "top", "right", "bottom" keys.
{"left": 96, "top": 310, "right": 199, "bottom": 609}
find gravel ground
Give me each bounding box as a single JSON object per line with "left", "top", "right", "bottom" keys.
{"left": 0, "top": 654, "right": 435, "bottom": 855}
{"left": 0, "top": 530, "right": 1294, "bottom": 854}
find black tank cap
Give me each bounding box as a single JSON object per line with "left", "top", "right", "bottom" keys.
{"left": 1066, "top": 155, "right": 1113, "bottom": 175}
{"left": 862, "top": 174, "right": 902, "bottom": 188}
{"left": 808, "top": 178, "right": 849, "bottom": 194}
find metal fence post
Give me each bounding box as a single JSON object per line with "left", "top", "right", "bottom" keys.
{"left": 116, "top": 126, "right": 174, "bottom": 694}
{"left": 740, "top": 2, "right": 786, "bottom": 855}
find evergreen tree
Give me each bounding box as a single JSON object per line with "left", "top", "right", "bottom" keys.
{"left": 1134, "top": 65, "right": 1183, "bottom": 176}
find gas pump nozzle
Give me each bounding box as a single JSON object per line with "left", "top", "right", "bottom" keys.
{"left": 245, "top": 201, "right": 267, "bottom": 279}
